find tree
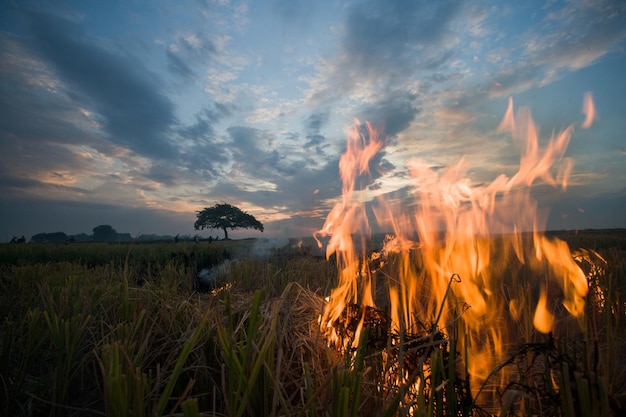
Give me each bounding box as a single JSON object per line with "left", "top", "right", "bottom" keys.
{"left": 92, "top": 224, "right": 118, "bottom": 242}
{"left": 194, "top": 203, "right": 264, "bottom": 240}
{"left": 30, "top": 232, "right": 68, "bottom": 243}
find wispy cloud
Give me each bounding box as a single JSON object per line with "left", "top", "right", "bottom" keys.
{"left": 166, "top": 31, "right": 217, "bottom": 81}
{"left": 23, "top": 11, "right": 178, "bottom": 159}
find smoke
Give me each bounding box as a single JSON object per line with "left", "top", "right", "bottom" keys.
{"left": 247, "top": 237, "right": 291, "bottom": 258}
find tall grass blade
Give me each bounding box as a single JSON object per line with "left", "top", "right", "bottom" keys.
{"left": 155, "top": 309, "right": 209, "bottom": 416}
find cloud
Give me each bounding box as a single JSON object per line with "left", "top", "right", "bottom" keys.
{"left": 343, "top": 0, "right": 459, "bottom": 74}
{"left": 304, "top": 110, "right": 329, "bottom": 151}
{"left": 166, "top": 49, "right": 195, "bottom": 80}
{"left": 500, "top": 3, "right": 626, "bottom": 93}
{"left": 23, "top": 10, "right": 178, "bottom": 159}
{"left": 0, "top": 34, "right": 101, "bottom": 145}
{"left": 228, "top": 125, "right": 261, "bottom": 155}
{"left": 181, "top": 115, "right": 347, "bottom": 228}
{"left": 225, "top": 125, "right": 308, "bottom": 180}
{"left": 223, "top": 153, "right": 341, "bottom": 226}
{"left": 175, "top": 102, "right": 234, "bottom": 180}
{"left": 526, "top": 1, "right": 626, "bottom": 72}
{"left": 433, "top": 1, "right": 626, "bottom": 145}
{"left": 359, "top": 90, "right": 420, "bottom": 137}
{"left": 0, "top": 35, "right": 110, "bottom": 197}
{"left": 309, "top": 0, "right": 462, "bottom": 104}
{"left": 0, "top": 171, "right": 92, "bottom": 201}
{"left": 166, "top": 31, "right": 217, "bottom": 80}
{"left": 271, "top": 0, "right": 317, "bottom": 22}
{"left": 184, "top": 103, "right": 233, "bottom": 134}
{"left": 500, "top": 3, "right": 624, "bottom": 95}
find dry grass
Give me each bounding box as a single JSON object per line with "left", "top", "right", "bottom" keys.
{"left": 0, "top": 231, "right": 625, "bottom": 416}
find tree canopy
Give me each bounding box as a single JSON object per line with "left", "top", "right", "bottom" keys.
{"left": 194, "top": 203, "right": 264, "bottom": 240}
{"left": 30, "top": 232, "right": 69, "bottom": 243}
{"left": 92, "top": 225, "right": 118, "bottom": 242}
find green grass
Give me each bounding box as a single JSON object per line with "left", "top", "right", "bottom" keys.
{"left": 0, "top": 231, "right": 624, "bottom": 416}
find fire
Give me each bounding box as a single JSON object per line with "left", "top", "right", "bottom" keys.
{"left": 533, "top": 285, "right": 554, "bottom": 334}
{"left": 315, "top": 121, "right": 386, "bottom": 350}
{"left": 581, "top": 91, "right": 595, "bottom": 129}
{"left": 315, "top": 96, "right": 593, "bottom": 400}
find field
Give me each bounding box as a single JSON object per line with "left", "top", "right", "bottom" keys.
{"left": 1, "top": 230, "right": 625, "bottom": 416}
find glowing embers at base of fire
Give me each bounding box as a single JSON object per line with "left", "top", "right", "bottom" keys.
{"left": 316, "top": 95, "right": 596, "bottom": 403}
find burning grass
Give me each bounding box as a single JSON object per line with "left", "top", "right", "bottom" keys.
{"left": 0, "top": 233, "right": 625, "bottom": 416}
{"left": 305, "top": 96, "right": 625, "bottom": 415}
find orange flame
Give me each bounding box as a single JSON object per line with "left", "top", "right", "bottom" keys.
{"left": 581, "top": 91, "right": 596, "bottom": 129}
{"left": 316, "top": 95, "right": 592, "bottom": 397}
{"left": 533, "top": 285, "right": 554, "bottom": 334}
{"left": 315, "top": 120, "right": 385, "bottom": 349}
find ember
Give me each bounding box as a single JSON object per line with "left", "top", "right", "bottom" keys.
{"left": 333, "top": 303, "right": 391, "bottom": 350}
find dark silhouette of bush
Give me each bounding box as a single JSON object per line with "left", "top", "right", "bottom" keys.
{"left": 30, "top": 232, "right": 69, "bottom": 243}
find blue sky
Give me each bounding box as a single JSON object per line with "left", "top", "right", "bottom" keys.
{"left": 1, "top": 0, "right": 625, "bottom": 240}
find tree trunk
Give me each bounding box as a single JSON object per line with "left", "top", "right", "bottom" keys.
{"left": 222, "top": 227, "right": 229, "bottom": 240}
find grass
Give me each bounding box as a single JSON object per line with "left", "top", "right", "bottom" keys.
{"left": 0, "top": 231, "right": 624, "bottom": 416}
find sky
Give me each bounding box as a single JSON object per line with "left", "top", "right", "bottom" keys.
{"left": 1, "top": 0, "right": 625, "bottom": 241}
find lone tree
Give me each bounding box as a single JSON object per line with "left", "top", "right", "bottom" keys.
{"left": 194, "top": 203, "right": 264, "bottom": 240}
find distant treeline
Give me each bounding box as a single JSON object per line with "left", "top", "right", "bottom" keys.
{"left": 24, "top": 224, "right": 186, "bottom": 244}
{"left": 29, "top": 231, "right": 137, "bottom": 243}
